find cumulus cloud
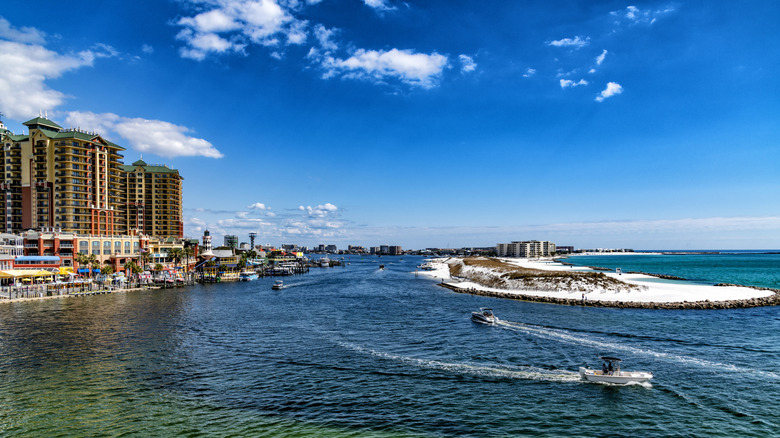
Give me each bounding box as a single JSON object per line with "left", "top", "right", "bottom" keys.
{"left": 0, "top": 16, "right": 46, "bottom": 44}
{"left": 317, "top": 48, "right": 448, "bottom": 89}
{"left": 595, "top": 82, "right": 623, "bottom": 102}
{"left": 299, "top": 203, "right": 338, "bottom": 217}
{"left": 141, "top": 44, "right": 154, "bottom": 54}
{"left": 560, "top": 78, "right": 588, "bottom": 88}
{"left": 248, "top": 202, "right": 268, "bottom": 210}
{"left": 595, "top": 49, "right": 608, "bottom": 65}
{"left": 176, "top": 0, "right": 305, "bottom": 61}
{"left": 0, "top": 40, "right": 95, "bottom": 120}
{"left": 548, "top": 36, "right": 589, "bottom": 49}
{"left": 522, "top": 68, "right": 536, "bottom": 78}
{"left": 65, "top": 111, "right": 223, "bottom": 158}
{"left": 458, "top": 54, "right": 476, "bottom": 73}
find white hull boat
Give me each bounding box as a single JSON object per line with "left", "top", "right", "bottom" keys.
{"left": 271, "top": 280, "right": 284, "bottom": 290}
{"left": 471, "top": 308, "right": 498, "bottom": 325}
{"left": 580, "top": 357, "right": 653, "bottom": 384}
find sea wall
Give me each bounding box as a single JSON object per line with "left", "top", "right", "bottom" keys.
{"left": 438, "top": 282, "right": 780, "bottom": 309}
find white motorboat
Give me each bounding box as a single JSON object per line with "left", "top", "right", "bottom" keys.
{"left": 579, "top": 357, "right": 653, "bottom": 384}
{"left": 239, "top": 271, "right": 259, "bottom": 281}
{"left": 271, "top": 280, "right": 284, "bottom": 290}
{"left": 471, "top": 307, "right": 498, "bottom": 324}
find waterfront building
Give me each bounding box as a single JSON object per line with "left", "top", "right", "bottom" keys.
{"left": 388, "top": 246, "right": 403, "bottom": 256}
{"left": 0, "top": 117, "right": 125, "bottom": 235}
{"left": 0, "top": 232, "right": 23, "bottom": 270}
{"left": 556, "top": 246, "right": 574, "bottom": 254}
{"left": 0, "top": 116, "right": 184, "bottom": 238}
{"left": 496, "top": 240, "right": 556, "bottom": 258}
{"left": 118, "top": 159, "right": 183, "bottom": 238}
{"left": 325, "top": 244, "right": 337, "bottom": 253}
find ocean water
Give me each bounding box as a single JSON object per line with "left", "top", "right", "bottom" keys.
{"left": 0, "top": 256, "right": 778, "bottom": 437}
{"left": 563, "top": 253, "right": 780, "bottom": 289}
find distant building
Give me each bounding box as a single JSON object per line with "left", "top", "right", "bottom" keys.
{"left": 388, "top": 246, "right": 402, "bottom": 255}
{"left": 325, "top": 244, "right": 337, "bottom": 253}
{"left": 556, "top": 246, "right": 574, "bottom": 254}
{"left": 224, "top": 235, "right": 238, "bottom": 249}
{"left": 496, "top": 240, "right": 556, "bottom": 258}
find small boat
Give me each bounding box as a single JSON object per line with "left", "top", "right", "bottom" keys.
{"left": 471, "top": 307, "right": 498, "bottom": 324}
{"left": 271, "top": 280, "right": 284, "bottom": 290}
{"left": 579, "top": 357, "right": 653, "bottom": 384}
{"left": 239, "top": 271, "right": 259, "bottom": 281}
{"left": 320, "top": 258, "right": 331, "bottom": 267}
{"left": 379, "top": 264, "right": 385, "bottom": 270}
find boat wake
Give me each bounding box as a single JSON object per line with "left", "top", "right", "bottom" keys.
{"left": 496, "top": 320, "right": 779, "bottom": 380}
{"left": 338, "top": 342, "right": 580, "bottom": 383}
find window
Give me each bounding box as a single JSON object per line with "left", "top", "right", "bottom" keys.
{"left": 103, "top": 241, "right": 111, "bottom": 255}
{"left": 92, "top": 241, "right": 100, "bottom": 255}
{"left": 115, "top": 241, "right": 121, "bottom": 254}
{"left": 124, "top": 241, "right": 131, "bottom": 254}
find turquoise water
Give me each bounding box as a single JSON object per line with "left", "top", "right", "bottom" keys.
{"left": 563, "top": 253, "right": 780, "bottom": 289}
{"left": 0, "top": 256, "right": 778, "bottom": 436}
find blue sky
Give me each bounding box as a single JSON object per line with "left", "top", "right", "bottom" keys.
{"left": 1, "top": 0, "right": 779, "bottom": 249}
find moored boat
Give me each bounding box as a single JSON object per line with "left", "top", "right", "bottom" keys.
{"left": 579, "top": 357, "right": 653, "bottom": 384}
{"left": 471, "top": 307, "right": 498, "bottom": 324}
{"left": 239, "top": 271, "right": 259, "bottom": 281}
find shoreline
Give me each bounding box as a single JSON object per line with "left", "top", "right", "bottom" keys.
{"left": 0, "top": 285, "right": 166, "bottom": 305}
{"left": 437, "top": 281, "right": 780, "bottom": 310}
{"left": 421, "top": 257, "right": 780, "bottom": 309}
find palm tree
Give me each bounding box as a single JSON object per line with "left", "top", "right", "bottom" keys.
{"left": 182, "top": 246, "right": 194, "bottom": 272}
{"left": 167, "top": 248, "right": 183, "bottom": 271}
{"left": 154, "top": 263, "right": 164, "bottom": 278}
{"left": 101, "top": 265, "right": 114, "bottom": 275}
{"left": 140, "top": 251, "right": 151, "bottom": 272}
{"left": 75, "top": 252, "right": 88, "bottom": 274}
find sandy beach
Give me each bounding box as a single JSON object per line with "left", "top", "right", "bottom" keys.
{"left": 420, "top": 257, "right": 776, "bottom": 305}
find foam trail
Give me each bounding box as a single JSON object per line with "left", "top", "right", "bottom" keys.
{"left": 339, "top": 342, "right": 580, "bottom": 383}
{"left": 497, "top": 321, "right": 780, "bottom": 380}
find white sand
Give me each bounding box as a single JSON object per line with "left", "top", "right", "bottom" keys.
{"left": 419, "top": 257, "right": 774, "bottom": 304}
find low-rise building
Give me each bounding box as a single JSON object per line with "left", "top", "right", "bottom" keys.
{"left": 496, "top": 240, "right": 556, "bottom": 258}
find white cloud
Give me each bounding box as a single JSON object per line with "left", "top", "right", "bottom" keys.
{"left": 548, "top": 36, "right": 590, "bottom": 49}
{"left": 458, "top": 54, "right": 476, "bottom": 73}
{"left": 363, "top": 0, "right": 395, "bottom": 11}
{"left": 611, "top": 5, "right": 675, "bottom": 25}
{"left": 523, "top": 68, "right": 536, "bottom": 78}
{"left": 65, "top": 111, "right": 223, "bottom": 158}
{"left": 0, "top": 17, "right": 46, "bottom": 44}
{"left": 560, "top": 78, "right": 588, "bottom": 88}
{"left": 318, "top": 48, "right": 448, "bottom": 88}
{"left": 248, "top": 202, "right": 268, "bottom": 210}
{"left": 176, "top": 0, "right": 304, "bottom": 61}
{"left": 595, "top": 82, "right": 623, "bottom": 102}
{"left": 595, "top": 49, "right": 607, "bottom": 65}
{"left": 141, "top": 44, "right": 154, "bottom": 54}
{"left": 0, "top": 40, "right": 96, "bottom": 120}
{"left": 298, "top": 203, "right": 338, "bottom": 217}
{"left": 313, "top": 24, "right": 338, "bottom": 51}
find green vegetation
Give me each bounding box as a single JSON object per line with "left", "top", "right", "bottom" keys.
{"left": 449, "top": 257, "right": 641, "bottom": 292}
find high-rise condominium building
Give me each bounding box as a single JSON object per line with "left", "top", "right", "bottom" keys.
{"left": 0, "top": 116, "right": 183, "bottom": 237}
